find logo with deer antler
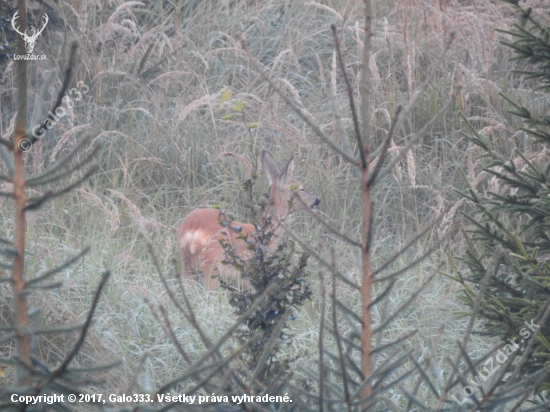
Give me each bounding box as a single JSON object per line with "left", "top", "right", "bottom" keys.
{"left": 11, "top": 11, "right": 49, "bottom": 54}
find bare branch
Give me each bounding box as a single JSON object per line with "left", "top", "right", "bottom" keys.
{"left": 295, "top": 195, "right": 361, "bottom": 248}
{"left": 26, "top": 134, "right": 94, "bottom": 185}
{"left": 318, "top": 272, "right": 326, "bottom": 412}
{"left": 331, "top": 25, "right": 366, "bottom": 169}
{"left": 28, "top": 42, "right": 78, "bottom": 146}
{"left": 331, "top": 250, "right": 352, "bottom": 411}
{"left": 373, "top": 88, "right": 460, "bottom": 186}
{"left": 367, "top": 106, "right": 402, "bottom": 188}
{"left": 373, "top": 205, "right": 454, "bottom": 277}
{"left": 280, "top": 222, "right": 360, "bottom": 290}
{"left": 240, "top": 39, "right": 358, "bottom": 166}
{"left": 26, "top": 144, "right": 100, "bottom": 187}
{"left": 372, "top": 33, "right": 455, "bottom": 160}
{"left": 0, "top": 144, "right": 14, "bottom": 175}
{"left": 27, "top": 247, "right": 90, "bottom": 286}
{"left": 374, "top": 271, "right": 437, "bottom": 335}
{"left": 24, "top": 165, "right": 99, "bottom": 211}
{"left": 36, "top": 271, "right": 110, "bottom": 391}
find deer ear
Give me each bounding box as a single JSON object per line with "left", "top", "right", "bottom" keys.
{"left": 280, "top": 157, "right": 294, "bottom": 183}
{"left": 262, "top": 151, "right": 280, "bottom": 186}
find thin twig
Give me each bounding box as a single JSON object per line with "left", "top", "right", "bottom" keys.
{"left": 331, "top": 24, "right": 366, "bottom": 169}
{"left": 38, "top": 271, "right": 110, "bottom": 390}
{"left": 280, "top": 222, "right": 360, "bottom": 290}
{"left": 158, "top": 305, "right": 192, "bottom": 364}
{"left": 367, "top": 106, "right": 402, "bottom": 188}
{"left": 318, "top": 271, "right": 326, "bottom": 412}
{"left": 436, "top": 248, "right": 500, "bottom": 409}
{"left": 26, "top": 134, "right": 94, "bottom": 185}
{"left": 331, "top": 249, "right": 352, "bottom": 411}
{"left": 371, "top": 32, "right": 455, "bottom": 169}
{"left": 24, "top": 166, "right": 99, "bottom": 211}
{"left": 124, "top": 352, "right": 149, "bottom": 393}
{"left": 28, "top": 42, "right": 78, "bottom": 146}
{"left": 240, "top": 38, "right": 358, "bottom": 166}
{"left": 150, "top": 250, "right": 214, "bottom": 353}
{"left": 371, "top": 330, "right": 417, "bottom": 355}
{"left": 295, "top": 195, "right": 361, "bottom": 248}
{"left": 27, "top": 247, "right": 90, "bottom": 286}
{"left": 26, "top": 144, "right": 100, "bottom": 188}
{"left": 505, "top": 297, "right": 550, "bottom": 387}
{"left": 327, "top": 50, "right": 357, "bottom": 177}
{"left": 374, "top": 271, "right": 438, "bottom": 335}
{"left": 373, "top": 205, "right": 454, "bottom": 277}
{"left": 373, "top": 88, "right": 460, "bottom": 186}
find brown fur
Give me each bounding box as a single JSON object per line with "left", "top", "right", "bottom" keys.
{"left": 178, "top": 151, "right": 319, "bottom": 290}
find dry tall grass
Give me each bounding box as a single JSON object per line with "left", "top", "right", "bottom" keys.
{"left": 0, "top": 0, "right": 542, "bottom": 405}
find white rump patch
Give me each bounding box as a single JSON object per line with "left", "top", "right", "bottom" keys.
{"left": 180, "top": 230, "right": 206, "bottom": 255}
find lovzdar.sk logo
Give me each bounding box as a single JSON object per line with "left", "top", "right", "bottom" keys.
{"left": 11, "top": 11, "right": 48, "bottom": 60}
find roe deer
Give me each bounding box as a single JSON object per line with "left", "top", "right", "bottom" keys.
{"left": 178, "top": 151, "right": 320, "bottom": 290}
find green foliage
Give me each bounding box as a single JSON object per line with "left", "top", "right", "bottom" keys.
{"left": 456, "top": 2, "right": 550, "bottom": 392}
{"left": 217, "top": 212, "right": 312, "bottom": 386}
{"left": 496, "top": 8, "right": 550, "bottom": 93}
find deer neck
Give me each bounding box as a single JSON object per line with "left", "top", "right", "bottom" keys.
{"left": 260, "top": 203, "right": 291, "bottom": 252}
